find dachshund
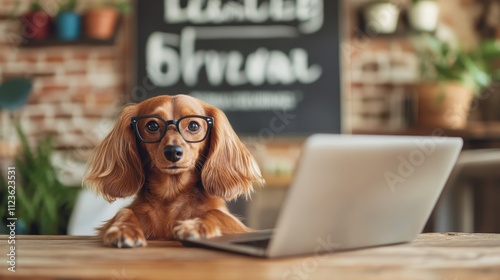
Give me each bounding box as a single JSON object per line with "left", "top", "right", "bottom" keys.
{"left": 83, "top": 94, "right": 264, "bottom": 248}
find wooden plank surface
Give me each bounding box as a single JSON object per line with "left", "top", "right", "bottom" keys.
{"left": 1, "top": 233, "right": 500, "bottom": 280}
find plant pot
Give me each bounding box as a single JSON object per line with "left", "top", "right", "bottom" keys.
{"left": 21, "top": 11, "right": 51, "bottom": 40}
{"left": 409, "top": 0, "right": 439, "bottom": 32}
{"left": 363, "top": 2, "right": 400, "bottom": 34}
{"left": 84, "top": 7, "right": 119, "bottom": 40}
{"left": 56, "top": 12, "right": 81, "bottom": 41}
{"left": 414, "top": 82, "right": 473, "bottom": 129}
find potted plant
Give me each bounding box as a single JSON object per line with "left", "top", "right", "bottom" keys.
{"left": 362, "top": 0, "right": 401, "bottom": 34}
{"left": 56, "top": 0, "right": 81, "bottom": 41}
{"left": 83, "top": 0, "right": 129, "bottom": 40}
{"left": 413, "top": 35, "right": 500, "bottom": 129}
{"left": 0, "top": 126, "right": 79, "bottom": 234}
{"left": 21, "top": 0, "right": 51, "bottom": 40}
{"left": 408, "top": 0, "right": 440, "bottom": 32}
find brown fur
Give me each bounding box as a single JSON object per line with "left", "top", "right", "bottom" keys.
{"left": 83, "top": 95, "right": 264, "bottom": 247}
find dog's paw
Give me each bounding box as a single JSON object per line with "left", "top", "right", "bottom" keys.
{"left": 173, "top": 218, "right": 222, "bottom": 240}
{"left": 103, "top": 225, "right": 147, "bottom": 248}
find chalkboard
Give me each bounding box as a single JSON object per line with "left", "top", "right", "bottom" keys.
{"left": 134, "top": 0, "right": 341, "bottom": 136}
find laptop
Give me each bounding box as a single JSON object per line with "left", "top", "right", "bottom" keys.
{"left": 182, "top": 134, "right": 463, "bottom": 258}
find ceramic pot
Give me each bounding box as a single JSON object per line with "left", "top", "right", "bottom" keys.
{"left": 414, "top": 82, "right": 473, "bottom": 129}
{"left": 408, "top": 0, "right": 440, "bottom": 32}
{"left": 363, "top": 2, "right": 400, "bottom": 34}
{"left": 84, "top": 7, "right": 119, "bottom": 39}
{"left": 56, "top": 11, "right": 81, "bottom": 41}
{"left": 21, "top": 11, "right": 51, "bottom": 40}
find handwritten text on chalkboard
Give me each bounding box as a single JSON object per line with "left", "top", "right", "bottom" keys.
{"left": 135, "top": 0, "right": 340, "bottom": 134}
{"left": 146, "top": 0, "right": 324, "bottom": 90}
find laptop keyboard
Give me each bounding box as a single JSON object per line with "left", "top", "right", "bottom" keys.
{"left": 233, "top": 238, "right": 270, "bottom": 249}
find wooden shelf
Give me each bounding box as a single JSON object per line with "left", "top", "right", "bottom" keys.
{"left": 20, "top": 36, "right": 117, "bottom": 47}
{"left": 355, "top": 7, "right": 434, "bottom": 39}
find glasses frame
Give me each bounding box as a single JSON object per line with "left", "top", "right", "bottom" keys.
{"left": 130, "top": 115, "right": 214, "bottom": 143}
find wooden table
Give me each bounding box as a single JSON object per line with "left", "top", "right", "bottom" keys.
{"left": 2, "top": 233, "right": 500, "bottom": 280}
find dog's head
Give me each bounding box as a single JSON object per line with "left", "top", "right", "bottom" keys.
{"left": 84, "top": 95, "right": 264, "bottom": 202}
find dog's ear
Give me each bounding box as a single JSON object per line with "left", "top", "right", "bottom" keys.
{"left": 201, "top": 103, "right": 264, "bottom": 200}
{"left": 83, "top": 105, "right": 143, "bottom": 202}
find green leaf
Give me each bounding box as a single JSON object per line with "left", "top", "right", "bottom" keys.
{"left": 58, "top": 0, "right": 77, "bottom": 12}
{"left": 0, "top": 178, "right": 8, "bottom": 221}
{"left": 2, "top": 125, "right": 79, "bottom": 234}
{"left": 477, "top": 40, "right": 500, "bottom": 60}
{"left": 414, "top": 34, "right": 500, "bottom": 95}
{"left": 30, "top": 0, "right": 43, "bottom": 11}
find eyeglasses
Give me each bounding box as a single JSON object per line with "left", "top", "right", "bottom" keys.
{"left": 130, "top": 115, "right": 214, "bottom": 143}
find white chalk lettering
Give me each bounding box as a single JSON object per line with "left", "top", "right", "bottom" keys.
{"left": 164, "top": 0, "right": 324, "bottom": 34}
{"left": 146, "top": 28, "right": 322, "bottom": 87}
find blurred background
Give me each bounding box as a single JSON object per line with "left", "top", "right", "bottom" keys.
{"left": 0, "top": 0, "right": 500, "bottom": 235}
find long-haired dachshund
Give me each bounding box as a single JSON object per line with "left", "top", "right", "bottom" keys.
{"left": 83, "top": 95, "right": 264, "bottom": 248}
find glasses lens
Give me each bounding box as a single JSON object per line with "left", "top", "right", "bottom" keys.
{"left": 178, "top": 117, "right": 209, "bottom": 142}
{"left": 136, "top": 117, "right": 166, "bottom": 142}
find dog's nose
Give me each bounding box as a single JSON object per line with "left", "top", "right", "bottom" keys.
{"left": 164, "top": 145, "right": 183, "bottom": 163}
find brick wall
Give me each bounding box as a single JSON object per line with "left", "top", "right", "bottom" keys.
{"left": 0, "top": 0, "right": 130, "bottom": 155}
{"left": 347, "top": 37, "right": 418, "bottom": 131}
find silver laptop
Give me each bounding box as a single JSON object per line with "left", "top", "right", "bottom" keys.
{"left": 182, "top": 134, "right": 463, "bottom": 258}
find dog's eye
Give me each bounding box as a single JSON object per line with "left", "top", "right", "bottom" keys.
{"left": 146, "top": 121, "right": 160, "bottom": 132}
{"left": 187, "top": 121, "right": 201, "bottom": 132}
